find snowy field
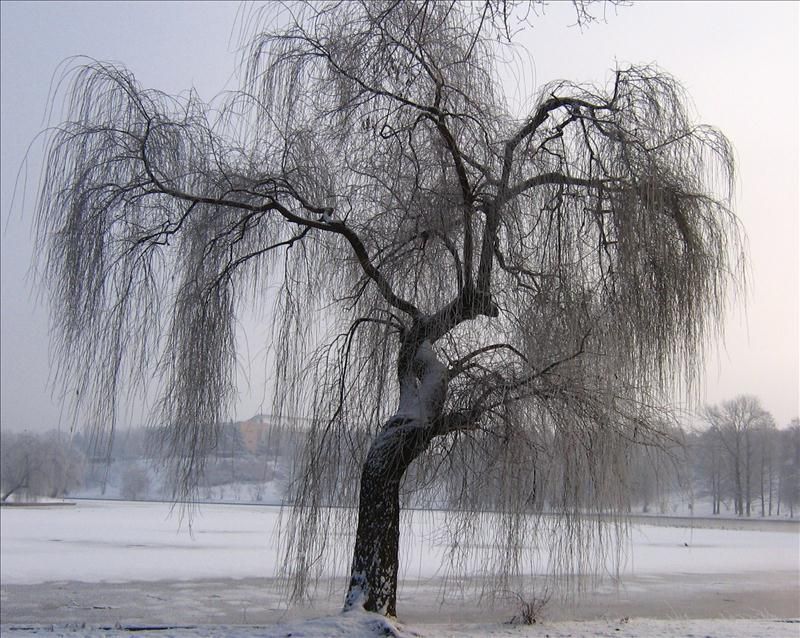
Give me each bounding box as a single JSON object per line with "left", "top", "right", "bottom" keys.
{"left": 1, "top": 500, "right": 798, "bottom": 637}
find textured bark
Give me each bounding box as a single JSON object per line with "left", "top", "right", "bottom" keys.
{"left": 345, "top": 450, "right": 403, "bottom": 615}
{"left": 345, "top": 339, "right": 448, "bottom": 616}
{"left": 345, "top": 420, "right": 433, "bottom": 616}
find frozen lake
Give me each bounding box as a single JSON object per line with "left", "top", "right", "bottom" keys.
{"left": 1, "top": 500, "right": 798, "bottom": 633}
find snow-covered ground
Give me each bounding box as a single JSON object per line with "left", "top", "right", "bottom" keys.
{"left": 1, "top": 500, "right": 798, "bottom": 636}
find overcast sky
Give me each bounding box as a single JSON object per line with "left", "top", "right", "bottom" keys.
{"left": 1, "top": 1, "right": 797, "bottom": 433}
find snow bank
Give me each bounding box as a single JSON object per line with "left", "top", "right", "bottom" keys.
{"left": 2, "top": 617, "right": 798, "bottom": 637}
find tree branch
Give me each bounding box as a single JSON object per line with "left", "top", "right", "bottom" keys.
{"left": 449, "top": 342, "right": 529, "bottom": 378}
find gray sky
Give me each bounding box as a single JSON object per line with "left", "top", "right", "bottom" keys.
{"left": 1, "top": 1, "right": 798, "bottom": 432}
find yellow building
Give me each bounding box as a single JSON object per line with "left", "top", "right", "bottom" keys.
{"left": 239, "top": 414, "right": 270, "bottom": 454}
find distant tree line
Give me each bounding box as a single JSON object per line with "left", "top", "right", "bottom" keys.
{"left": 423, "top": 395, "right": 800, "bottom": 518}
{"left": 3, "top": 398, "right": 798, "bottom": 516}
{"left": 696, "top": 397, "right": 799, "bottom": 517}
{"left": 0, "top": 419, "right": 301, "bottom": 503}
{"left": 610, "top": 396, "right": 799, "bottom": 518}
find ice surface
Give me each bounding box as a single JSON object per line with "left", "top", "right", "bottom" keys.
{"left": 3, "top": 500, "right": 796, "bottom": 585}
{"left": 1, "top": 500, "right": 798, "bottom": 636}
{"left": 1, "top": 501, "right": 280, "bottom": 584}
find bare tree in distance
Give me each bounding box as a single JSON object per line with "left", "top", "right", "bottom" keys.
{"left": 32, "top": 0, "right": 744, "bottom": 616}
{"left": 0, "top": 432, "right": 46, "bottom": 502}
{"left": 0, "top": 431, "right": 85, "bottom": 502}
{"left": 778, "top": 420, "right": 800, "bottom": 517}
{"left": 120, "top": 464, "right": 151, "bottom": 501}
{"left": 695, "top": 424, "right": 727, "bottom": 515}
{"left": 702, "top": 396, "right": 774, "bottom": 517}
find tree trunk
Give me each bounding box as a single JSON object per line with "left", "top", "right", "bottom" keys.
{"left": 760, "top": 454, "right": 766, "bottom": 517}
{"left": 345, "top": 448, "right": 403, "bottom": 616}
{"left": 344, "top": 419, "right": 435, "bottom": 616}
{"left": 745, "top": 433, "right": 752, "bottom": 517}
{"left": 344, "top": 339, "right": 448, "bottom": 617}
{"left": 767, "top": 452, "right": 773, "bottom": 516}
{"left": 734, "top": 437, "right": 743, "bottom": 516}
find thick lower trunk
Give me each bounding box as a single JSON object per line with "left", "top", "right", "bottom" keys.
{"left": 345, "top": 457, "right": 402, "bottom": 616}
{"left": 344, "top": 418, "right": 434, "bottom": 616}
{"left": 344, "top": 339, "right": 448, "bottom": 617}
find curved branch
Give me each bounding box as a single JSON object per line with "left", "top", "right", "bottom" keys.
{"left": 138, "top": 125, "right": 421, "bottom": 319}
{"left": 435, "top": 330, "right": 592, "bottom": 436}
{"left": 500, "top": 95, "right": 610, "bottom": 191}
{"left": 449, "top": 342, "right": 529, "bottom": 378}
{"left": 503, "top": 173, "right": 608, "bottom": 204}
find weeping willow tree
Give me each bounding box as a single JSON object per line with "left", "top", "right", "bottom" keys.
{"left": 34, "top": 0, "right": 743, "bottom": 617}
